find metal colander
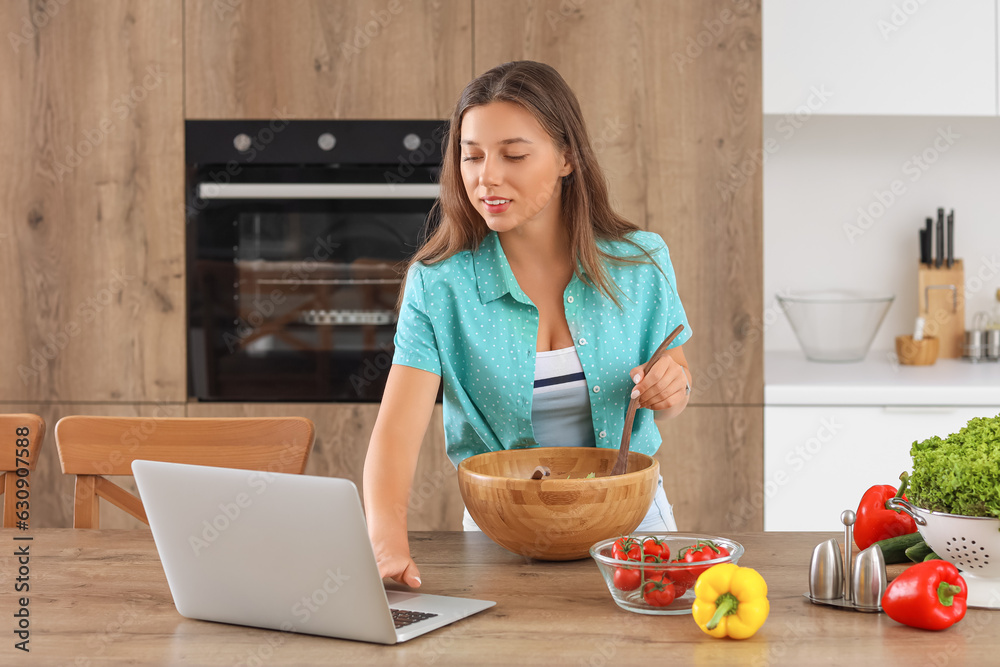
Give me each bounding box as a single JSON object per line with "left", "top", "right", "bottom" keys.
{"left": 887, "top": 497, "right": 1000, "bottom": 609}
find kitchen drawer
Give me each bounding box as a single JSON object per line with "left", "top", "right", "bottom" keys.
{"left": 764, "top": 405, "right": 1000, "bottom": 531}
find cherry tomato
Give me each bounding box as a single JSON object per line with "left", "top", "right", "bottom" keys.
{"left": 641, "top": 536, "right": 670, "bottom": 561}
{"left": 642, "top": 574, "right": 677, "bottom": 607}
{"left": 680, "top": 540, "right": 730, "bottom": 563}
{"left": 612, "top": 536, "right": 641, "bottom": 561}
{"left": 613, "top": 565, "right": 641, "bottom": 591}
{"left": 670, "top": 540, "right": 730, "bottom": 586}
{"left": 669, "top": 575, "right": 692, "bottom": 597}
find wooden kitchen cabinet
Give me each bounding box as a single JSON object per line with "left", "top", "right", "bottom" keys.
{"left": 0, "top": 1, "right": 185, "bottom": 402}
{"left": 764, "top": 0, "right": 998, "bottom": 116}
{"left": 185, "top": 402, "right": 464, "bottom": 531}
{"left": 656, "top": 405, "right": 764, "bottom": 532}
{"left": 184, "top": 0, "right": 472, "bottom": 119}
{"left": 474, "top": 0, "right": 763, "bottom": 407}
{"left": 1, "top": 0, "right": 765, "bottom": 536}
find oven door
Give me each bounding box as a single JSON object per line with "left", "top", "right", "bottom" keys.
{"left": 189, "top": 181, "right": 439, "bottom": 401}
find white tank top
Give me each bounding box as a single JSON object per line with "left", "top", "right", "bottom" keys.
{"left": 531, "top": 346, "right": 596, "bottom": 447}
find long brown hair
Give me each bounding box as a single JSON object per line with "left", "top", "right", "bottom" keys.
{"left": 397, "top": 60, "right": 664, "bottom": 311}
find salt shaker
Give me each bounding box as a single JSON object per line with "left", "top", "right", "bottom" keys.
{"left": 808, "top": 538, "right": 843, "bottom": 601}
{"left": 852, "top": 544, "right": 887, "bottom": 610}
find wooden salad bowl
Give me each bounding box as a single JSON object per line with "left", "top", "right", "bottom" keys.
{"left": 457, "top": 447, "right": 659, "bottom": 561}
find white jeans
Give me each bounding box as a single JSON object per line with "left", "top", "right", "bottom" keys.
{"left": 462, "top": 475, "right": 678, "bottom": 532}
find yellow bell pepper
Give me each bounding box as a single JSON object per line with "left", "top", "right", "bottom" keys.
{"left": 692, "top": 562, "right": 769, "bottom": 639}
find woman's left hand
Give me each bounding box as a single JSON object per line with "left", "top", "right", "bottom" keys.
{"left": 628, "top": 354, "right": 690, "bottom": 411}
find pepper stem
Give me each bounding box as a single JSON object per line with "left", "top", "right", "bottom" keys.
{"left": 886, "top": 472, "right": 910, "bottom": 513}
{"left": 937, "top": 581, "right": 963, "bottom": 607}
{"left": 706, "top": 593, "right": 739, "bottom": 630}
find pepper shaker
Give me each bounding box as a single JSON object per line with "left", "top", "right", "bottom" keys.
{"left": 852, "top": 544, "right": 887, "bottom": 610}
{"left": 808, "top": 538, "right": 843, "bottom": 601}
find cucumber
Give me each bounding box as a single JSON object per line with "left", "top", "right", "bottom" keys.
{"left": 923, "top": 551, "right": 942, "bottom": 562}
{"left": 905, "top": 539, "right": 934, "bottom": 562}
{"left": 872, "top": 532, "right": 924, "bottom": 564}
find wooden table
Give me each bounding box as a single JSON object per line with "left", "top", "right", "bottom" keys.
{"left": 1, "top": 530, "right": 997, "bottom": 665}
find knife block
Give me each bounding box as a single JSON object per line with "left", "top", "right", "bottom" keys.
{"left": 917, "top": 260, "right": 964, "bottom": 358}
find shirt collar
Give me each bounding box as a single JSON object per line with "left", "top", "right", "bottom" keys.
{"left": 472, "top": 230, "right": 532, "bottom": 305}
{"left": 472, "top": 229, "right": 598, "bottom": 306}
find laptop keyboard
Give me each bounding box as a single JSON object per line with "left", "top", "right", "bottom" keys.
{"left": 391, "top": 608, "right": 438, "bottom": 629}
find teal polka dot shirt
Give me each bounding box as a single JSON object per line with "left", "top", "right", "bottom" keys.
{"left": 392, "top": 229, "right": 692, "bottom": 468}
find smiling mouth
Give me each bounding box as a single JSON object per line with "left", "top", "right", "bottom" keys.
{"left": 483, "top": 198, "right": 511, "bottom": 205}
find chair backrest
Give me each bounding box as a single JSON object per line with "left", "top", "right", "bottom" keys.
{"left": 0, "top": 414, "right": 46, "bottom": 528}
{"left": 54, "top": 416, "right": 315, "bottom": 528}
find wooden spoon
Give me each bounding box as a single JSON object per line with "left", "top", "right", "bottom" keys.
{"left": 609, "top": 324, "right": 686, "bottom": 477}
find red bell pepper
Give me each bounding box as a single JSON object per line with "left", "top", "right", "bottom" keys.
{"left": 854, "top": 472, "right": 918, "bottom": 550}
{"left": 882, "top": 560, "right": 967, "bottom": 630}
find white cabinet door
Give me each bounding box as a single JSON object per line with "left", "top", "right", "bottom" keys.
{"left": 764, "top": 0, "right": 998, "bottom": 116}
{"left": 764, "top": 406, "right": 1000, "bottom": 531}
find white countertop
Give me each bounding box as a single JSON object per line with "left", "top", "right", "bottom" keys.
{"left": 765, "top": 349, "right": 1000, "bottom": 406}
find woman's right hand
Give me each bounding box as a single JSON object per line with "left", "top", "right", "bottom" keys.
{"left": 372, "top": 534, "right": 422, "bottom": 588}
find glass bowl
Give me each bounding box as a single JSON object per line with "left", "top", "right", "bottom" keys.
{"left": 590, "top": 533, "right": 744, "bottom": 615}
{"left": 777, "top": 290, "right": 894, "bottom": 362}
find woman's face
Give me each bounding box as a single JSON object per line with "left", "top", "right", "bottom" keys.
{"left": 459, "top": 101, "right": 573, "bottom": 234}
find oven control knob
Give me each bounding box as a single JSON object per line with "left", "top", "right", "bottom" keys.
{"left": 318, "top": 133, "right": 337, "bottom": 151}
{"left": 233, "top": 133, "right": 252, "bottom": 152}
{"left": 403, "top": 133, "right": 422, "bottom": 151}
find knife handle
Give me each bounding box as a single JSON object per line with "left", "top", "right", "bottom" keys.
{"left": 946, "top": 210, "right": 954, "bottom": 268}
{"left": 924, "top": 217, "right": 933, "bottom": 267}
{"left": 935, "top": 212, "right": 944, "bottom": 269}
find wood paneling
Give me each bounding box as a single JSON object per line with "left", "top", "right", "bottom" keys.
{"left": 655, "top": 405, "right": 763, "bottom": 532}
{"left": 0, "top": 403, "right": 186, "bottom": 529}
{"left": 184, "top": 0, "right": 473, "bottom": 119}
{"left": 8, "top": 400, "right": 760, "bottom": 532}
{"left": 0, "top": 1, "right": 185, "bottom": 402}
{"left": 0, "top": 1, "right": 763, "bottom": 535}
{"left": 185, "top": 402, "right": 463, "bottom": 531}
{"left": 473, "top": 0, "right": 763, "bottom": 406}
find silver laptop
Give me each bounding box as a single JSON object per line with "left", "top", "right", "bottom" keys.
{"left": 132, "top": 459, "right": 495, "bottom": 644}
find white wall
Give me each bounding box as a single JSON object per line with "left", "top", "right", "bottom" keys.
{"left": 764, "top": 114, "right": 1000, "bottom": 353}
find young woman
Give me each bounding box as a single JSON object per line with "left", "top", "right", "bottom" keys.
{"left": 363, "top": 61, "right": 692, "bottom": 588}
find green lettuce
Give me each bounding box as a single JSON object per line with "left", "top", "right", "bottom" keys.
{"left": 909, "top": 413, "right": 1000, "bottom": 520}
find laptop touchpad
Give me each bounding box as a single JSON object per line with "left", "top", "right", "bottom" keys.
{"left": 385, "top": 590, "right": 420, "bottom": 604}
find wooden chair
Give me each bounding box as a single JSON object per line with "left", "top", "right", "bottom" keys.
{"left": 0, "top": 414, "right": 46, "bottom": 528}
{"left": 54, "top": 416, "right": 315, "bottom": 528}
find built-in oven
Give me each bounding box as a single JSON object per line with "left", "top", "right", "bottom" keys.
{"left": 186, "top": 120, "right": 445, "bottom": 401}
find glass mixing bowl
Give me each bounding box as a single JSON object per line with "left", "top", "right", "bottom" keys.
{"left": 590, "top": 534, "right": 744, "bottom": 615}
{"left": 777, "top": 290, "right": 894, "bottom": 362}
